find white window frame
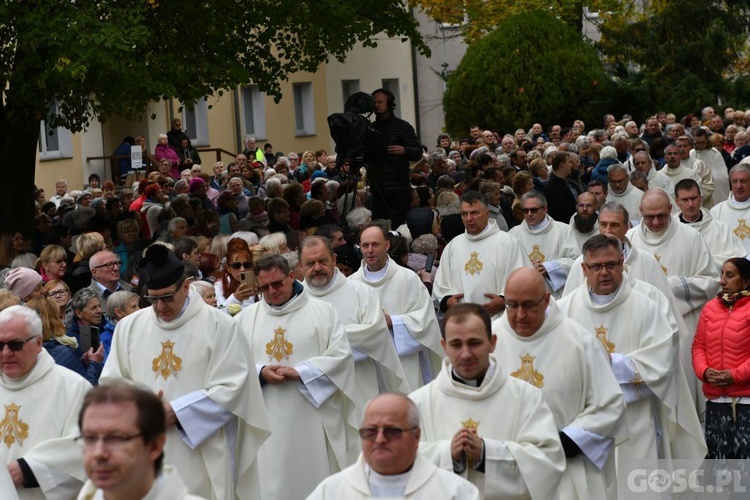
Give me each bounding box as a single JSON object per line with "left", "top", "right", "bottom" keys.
{"left": 241, "top": 85, "right": 267, "bottom": 141}
{"left": 38, "top": 103, "right": 73, "bottom": 160}
{"left": 181, "top": 99, "right": 209, "bottom": 146}
{"left": 293, "top": 82, "right": 315, "bottom": 137}
{"left": 341, "top": 79, "right": 361, "bottom": 109}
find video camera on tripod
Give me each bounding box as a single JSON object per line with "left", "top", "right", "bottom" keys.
{"left": 327, "top": 92, "right": 386, "bottom": 174}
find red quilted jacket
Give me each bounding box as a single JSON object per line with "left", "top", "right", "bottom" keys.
{"left": 692, "top": 295, "right": 750, "bottom": 399}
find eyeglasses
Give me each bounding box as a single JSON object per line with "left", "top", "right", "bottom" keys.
{"left": 143, "top": 291, "right": 178, "bottom": 304}
{"left": 523, "top": 207, "right": 543, "bottom": 214}
{"left": 227, "top": 261, "right": 253, "bottom": 270}
{"left": 359, "top": 427, "right": 417, "bottom": 441}
{"left": 258, "top": 278, "right": 288, "bottom": 293}
{"left": 94, "top": 260, "right": 122, "bottom": 270}
{"left": 47, "top": 289, "right": 70, "bottom": 299}
{"left": 505, "top": 295, "right": 547, "bottom": 311}
{"left": 0, "top": 337, "right": 37, "bottom": 352}
{"left": 77, "top": 433, "right": 143, "bottom": 449}
{"left": 641, "top": 213, "right": 670, "bottom": 222}
{"left": 583, "top": 260, "right": 621, "bottom": 272}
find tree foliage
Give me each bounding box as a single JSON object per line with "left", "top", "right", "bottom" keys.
{"left": 443, "top": 10, "right": 607, "bottom": 137}
{"left": 0, "top": 0, "right": 427, "bottom": 232}
{"left": 597, "top": 0, "right": 750, "bottom": 119}
{"left": 410, "top": 0, "right": 621, "bottom": 43}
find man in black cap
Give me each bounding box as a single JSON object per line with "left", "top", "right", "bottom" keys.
{"left": 100, "top": 244, "right": 270, "bottom": 500}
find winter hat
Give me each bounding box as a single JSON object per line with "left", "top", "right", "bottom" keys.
{"left": 189, "top": 177, "right": 206, "bottom": 193}
{"left": 4, "top": 268, "right": 43, "bottom": 301}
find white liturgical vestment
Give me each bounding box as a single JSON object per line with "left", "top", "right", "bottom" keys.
{"left": 102, "top": 291, "right": 270, "bottom": 500}
{"left": 76, "top": 465, "right": 204, "bottom": 500}
{"left": 235, "top": 287, "right": 358, "bottom": 500}
{"left": 409, "top": 356, "right": 565, "bottom": 500}
{"left": 558, "top": 281, "right": 707, "bottom": 490}
{"left": 691, "top": 148, "right": 729, "bottom": 205}
{"left": 493, "top": 299, "right": 627, "bottom": 500}
{"left": 606, "top": 184, "right": 643, "bottom": 224}
{"left": 432, "top": 219, "right": 527, "bottom": 320}
{"left": 306, "top": 454, "right": 480, "bottom": 500}
{"left": 710, "top": 194, "right": 750, "bottom": 255}
{"left": 675, "top": 208, "right": 746, "bottom": 270}
{"left": 663, "top": 165, "right": 703, "bottom": 200}
{"left": 567, "top": 213, "right": 599, "bottom": 252}
{"left": 351, "top": 257, "right": 443, "bottom": 390}
{"left": 0, "top": 350, "right": 90, "bottom": 500}
{"left": 305, "top": 270, "right": 410, "bottom": 420}
{"left": 509, "top": 216, "right": 579, "bottom": 297}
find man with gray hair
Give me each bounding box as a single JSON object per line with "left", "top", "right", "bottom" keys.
{"left": 509, "top": 191, "right": 579, "bottom": 298}
{"left": 86, "top": 250, "right": 132, "bottom": 312}
{"left": 632, "top": 150, "right": 672, "bottom": 195}
{"left": 0, "top": 305, "right": 92, "bottom": 499}
{"left": 676, "top": 135, "right": 715, "bottom": 206}
{"left": 710, "top": 163, "right": 750, "bottom": 255}
{"left": 425, "top": 153, "right": 448, "bottom": 191}
{"left": 605, "top": 163, "right": 643, "bottom": 224}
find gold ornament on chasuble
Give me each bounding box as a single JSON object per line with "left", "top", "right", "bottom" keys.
{"left": 0, "top": 403, "right": 29, "bottom": 448}
{"left": 734, "top": 219, "right": 750, "bottom": 241}
{"left": 152, "top": 340, "right": 183, "bottom": 380}
{"left": 510, "top": 354, "right": 544, "bottom": 388}
{"left": 595, "top": 325, "right": 616, "bottom": 354}
{"left": 266, "top": 327, "right": 294, "bottom": 362}
{"left": 464, "top": 251, "right": 483, "bottom": 276}
{"left": 653, "top": 255, "right": 668, "bottom": 275}
{"left": 528, "top": 244, "right": 546, "bottom": 264}
{"left": 461, "top": 418, "right": 480, "bottom": 467}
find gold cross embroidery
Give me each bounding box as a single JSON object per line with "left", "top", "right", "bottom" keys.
{"left": 510, "top": 353, "right": 544, "bottom": 388}
{"left": 528, "top": 244, "right": 546, "bottom": 264}
{"left": 152, "top": 340, "right": 182, "bottom": 380}
{"left": 653, "top": 254, "right": 668, "bottom": 274}
{"left": 734, "top": 219, "right": 750, "bottom": 241}
{"left": 595, "top": 325, "right": 616, "bottom": 354}
{"left": 266, "top": 327, "right": 294, "bottom": 362}
{"left": 461, "top": 418, "right": 480, "bottom": 468}
{"left": 0, "top": 403, "right": 28, "bottom": 448}
{"left": 464, "top": 251, "right": 483, "bottom": 276}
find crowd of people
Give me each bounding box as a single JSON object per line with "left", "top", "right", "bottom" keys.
{"left": 1, "top": 101, "right": 750, "bottom": 499}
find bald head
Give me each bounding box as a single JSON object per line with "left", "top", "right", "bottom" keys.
{"left": 640, "top": 189, "right": 672, "bottom": 233}
{"left": 640, "top": 188, "right": 670, "bottom": 209}
{"left": 504, "top": 267, "right": 550, "bottom": 337}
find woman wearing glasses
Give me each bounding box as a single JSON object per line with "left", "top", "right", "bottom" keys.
{"left": 44, "top": 279, "right": 72, "bottom": 325}
{"left": 26, "top": 297, "right": 103, "bottom": 385}
{"left": 36, "top": 244, "right": 69, "bottom": 282}
{"left": 66, "top": 289, "right": 110, "bottom": 364}
{"left": 215, "top": 238, "right": 257, "bottom": 310}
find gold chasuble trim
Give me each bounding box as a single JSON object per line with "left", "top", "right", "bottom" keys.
{"left": 653, "top": 255, "right": 668, "bottom": 275}
{"left": 595, "top": 325, "right": 616, "bottom": 354}
{"left": 510, "top": 353, "right": 544, "bottom": 388}
{"left": 734, "top": 218, "right": 750, "bottom": 241}
{"left": 152, "top": 340, "right": 183, "bottom": 380}
{"left": 528, "top": 244, "right": 546, "bottom": 264}
{"left": 464, "top": 251, "right": 483, "bottom": 276}
{"left": 461, "top": 418, "right": 480, "bottom": 467}
{"left": 0, "top": 403, "right": 29, "bottom": 448}
{"left": 266, "top": 327, "right": 294, "bottom": 362}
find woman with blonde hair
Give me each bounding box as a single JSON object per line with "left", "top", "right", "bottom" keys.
{"left": 69, "top": 232, "right": 106, "bottom": 293}
{"left": 36, "top": 244, "right": 68, "bottom": 282}
{"left": 215, "top": 238, "right": 256, "bottom": 310}
{"left": 26, "top": 297, "right": 103, "bottom": 385}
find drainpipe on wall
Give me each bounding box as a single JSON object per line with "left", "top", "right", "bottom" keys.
{"left": 409, "top": 6, "right": 422, "bottom": 141}
{"left": 233, "top": 87, "right": 242, "bottom": 153}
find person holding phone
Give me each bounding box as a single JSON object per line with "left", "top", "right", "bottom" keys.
{"left": 66, "top": 289, "right": 108, "bottom": 365}
{"left": 215, "top": 238, "right": 257, "bottom": 310}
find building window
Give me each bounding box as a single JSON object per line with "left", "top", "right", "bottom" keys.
{"left": 241, "top": 85, "right": 267, "bottom": 141}
{"left": 38, "top": 103, "right": 73, "bottom": 160}
{"left": 381, "top": 78, "right": 401, "bottom": 118}
{"left": 341, "top": 80, "right": 360, "bottom": 109}
{"left": 181, "top": 99, "right": 209, "bottom": 146}
{"left": 293, "top": 82, "right": 315, "bottom": 137}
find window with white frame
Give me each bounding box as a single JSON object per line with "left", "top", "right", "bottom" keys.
{"left": 381, "top": 78, "right": 401, "bottom": 118}
{"left": 38, "top": 103, "right": 73, "bottom": 160}
{"left": 293, "top": 82, "right": 315, "bottom": 137}
{"left": 241, "top": 85, "right": 267, "bottom": 141}
{"left": 341, "top": 80, "right": 360, "bottom": 109}
{"left": 181, "top": 99, "right": 209, "bottom": 146}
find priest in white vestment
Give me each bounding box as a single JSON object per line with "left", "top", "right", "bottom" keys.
{"left": 557, "top": 235, "right": 706, "bottom": 495}
{"left": 674, "top": 179, "right": 746, "bottom": 270}
{"left": 676, "top": 137, "right": 715, "bottom": 206}
{"left": 710, "top": 163, "right": 750, "bottom": 255}
{"left": 432, "top": 190, "right": 526, "bottom": 321}
{"left": 633, "top": 152, "right": 673, "bottom": 195}
{"left": 102, "top": 245, "right": 270, "bottom": 500}
{"left": 0, "top": 306, "right": 91, "bottom": 500}
{"left": 235, "top": 254, "right": 358, "bottom": 500}
{"left": 493, "top": 268, "right": 626, "bottom": 500}
{"left": 307, "top": 393, "right": 480, "bottom": 500}
{"left": 568, "top": 192, "right": 599, "bottom": 251}
{"left": 691, "top": 133, "right": 729, "bottom": 205}
{"left": 351, "top": 225, "right": 443, "bottom": 390}
{"left": 605, "top": 164, "right": 643, "bottom": 225}
{"left": 663, "top": 143, "right": 704, "bottom": 200}
{"left": 409, "top": 303, "right": 565, "bottom": 499}
{"left": 299, "top": 236, "right": 410, "bottom": 422}
{"left": 509, "top": 191, "right": 579, "bottom": 298}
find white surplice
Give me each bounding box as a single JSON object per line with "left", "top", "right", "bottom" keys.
{"left": 663, "top": 165, "right": 704, "bottom": 201}
{"left": 567, "top": 213, "right": 599, "bottom": 252}
{"left": 710, "top": 195, "right": 750, "bottom": 255}
{"left": 675, "top": 208, "right": 746, "bottom": 270}
{"left": 102, "top": 291, "right": 270, "bottom": 500}
{"left": 690, "top": 151, "right": 728, "bottom": 205}
{"left": 493, "top": 299, "right": 627, "bottom": 500}
{"left": 681, "top": 158, "right": 715, "bottom": 207}
{"left": 0, "top": 351, "right": 90, "bottom": 500}
{"left": 235, "top": 288, "right": 358, "bottom": 500}
{"left": 76, "top": 465, "right": 205, "bottom": 500}
{"left": 409, "top": 356, "right": 565, "bottom": 500}
{"left": 432, "top": 219, "right": 527, "bottom": 321}
{"left": 606, "top": 184, "right": 643, "bottom": 224}
{"left": 509, "top": 216, "right": 580, "bottom": 297}
{"left": 306, "top": 454, "right": 480, "bottom": 500}
{"left": 351, "top": 257, "right": 443, "bottom": 390}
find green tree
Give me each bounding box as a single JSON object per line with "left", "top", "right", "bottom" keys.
{"left": 443, "top": 10, "right": 607, "bottom": 136}
{"left": 598, "top": 0, "right": 750, "bottom": 119}
{"left": 0, "top": 0, "right": 427, "bottom": 233}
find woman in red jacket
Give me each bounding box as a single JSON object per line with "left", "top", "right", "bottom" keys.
{"left": 693, "top": 257, "right": 750, "bottom": 459}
